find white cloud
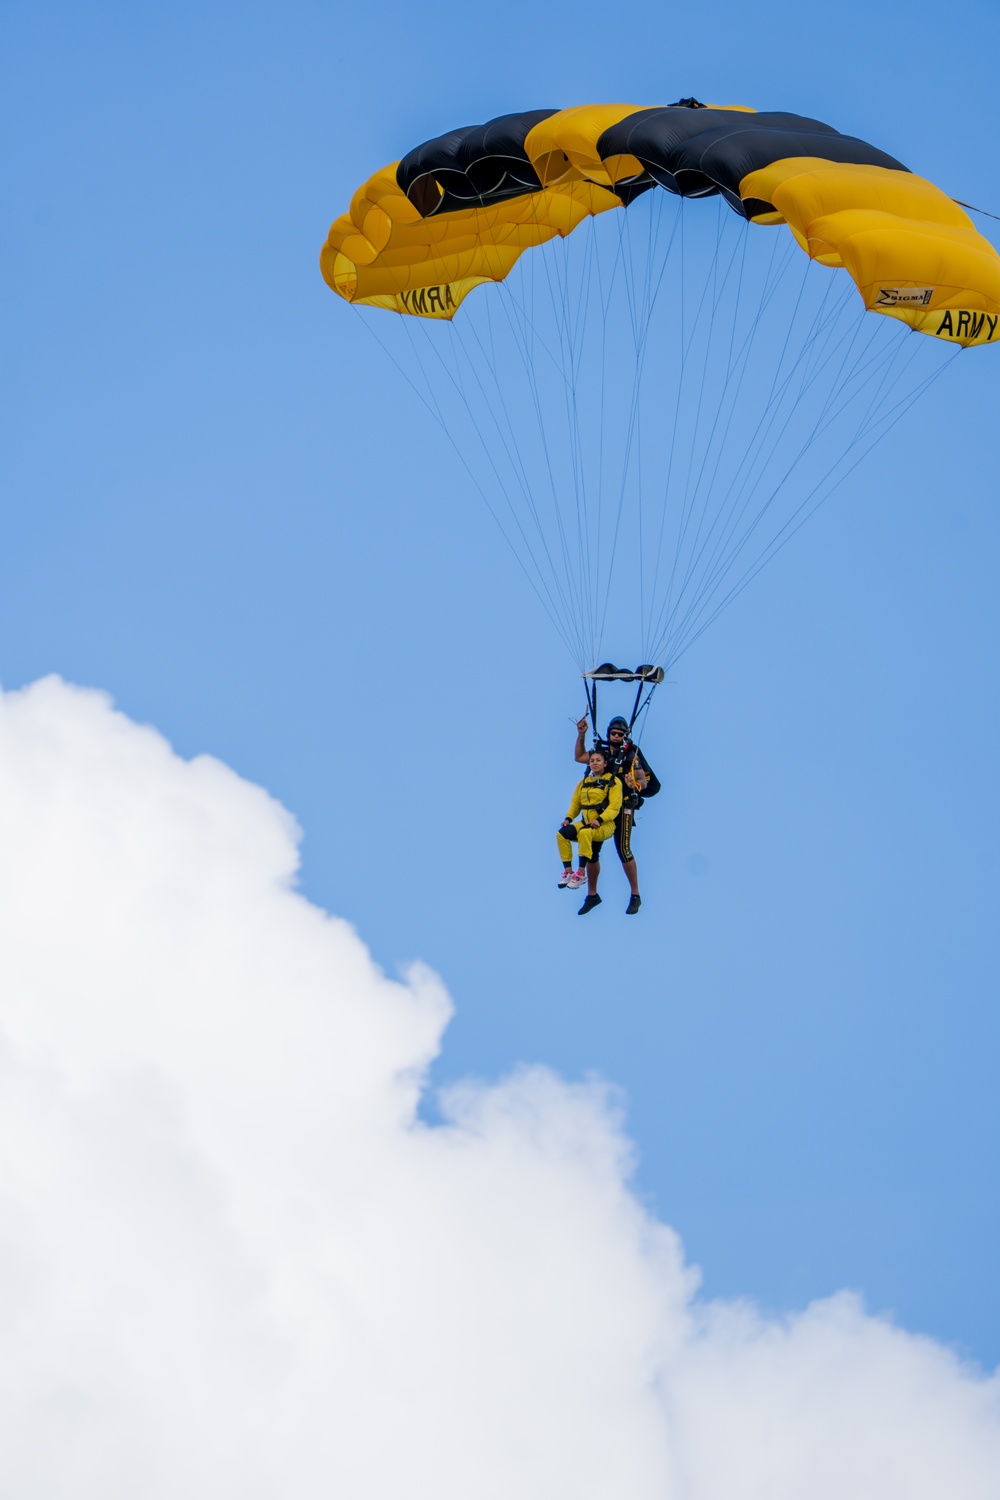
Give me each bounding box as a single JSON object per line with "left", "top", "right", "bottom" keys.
{"left": 0, "top": 675, "right": 996, "bottom": 1499}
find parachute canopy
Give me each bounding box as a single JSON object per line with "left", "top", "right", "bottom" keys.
{"left": 321, "top": 101, "right": 996, "bottom": 683}
{"left": 321, "top": 100, "right": 1000, "bottom": 347}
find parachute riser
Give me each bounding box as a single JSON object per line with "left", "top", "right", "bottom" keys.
{"left": 584, "top": 676, "right": 600, "bottom": 744}
{"left": 630, "top": 684, "right": 661, "bottom": 733}
{"left": 581, "top": 663, "right": 665, "bottom": 741}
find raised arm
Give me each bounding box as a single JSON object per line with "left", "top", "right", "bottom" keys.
{"left": 574, "top": 716, "right": 589, "bottom": 765}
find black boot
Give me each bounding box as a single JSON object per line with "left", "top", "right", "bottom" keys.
{"left": 578, "top": 894, "right": 603, "bottom": 915}
{"left": 626, "top": 894, "right": 641, "bottom": 915}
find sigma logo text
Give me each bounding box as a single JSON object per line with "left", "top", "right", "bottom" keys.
{"left": 876, "top": 286, "right": 934, "bottom": 307}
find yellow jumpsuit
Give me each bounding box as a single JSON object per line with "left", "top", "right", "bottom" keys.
{"left": 557, "top": 772, "right": 623, "bottom": 863}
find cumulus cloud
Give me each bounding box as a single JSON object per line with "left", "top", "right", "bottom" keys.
{"left": 0, "top": 675, "right": 996, "bottom": 1499}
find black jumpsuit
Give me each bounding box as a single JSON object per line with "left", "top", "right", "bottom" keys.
{"left": 600, "top": 739, "right": 661, "bottom": 863}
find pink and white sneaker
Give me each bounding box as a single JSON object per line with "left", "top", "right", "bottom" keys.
{"left": 566, "top": 869, "right": 587, "bottom": 890}
{"left": 557, "top": 868, "right": 573, "bottom": 888}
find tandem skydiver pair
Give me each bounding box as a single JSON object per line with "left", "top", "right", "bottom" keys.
{"left": 557, "top": 716, "right": 660, "bottom": 916}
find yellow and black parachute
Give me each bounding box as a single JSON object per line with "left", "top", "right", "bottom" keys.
{"left": 321, "top": 101, "right": 999, "bottom": 676}
{"left": 323, "top": 101, "right": 1000, "bottom": 346}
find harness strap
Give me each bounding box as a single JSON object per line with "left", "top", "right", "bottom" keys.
{"left": 580, "top": 774, "right": 614, "bottom": 818}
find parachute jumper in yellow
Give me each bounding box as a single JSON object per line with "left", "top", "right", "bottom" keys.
{"left": 321, "top": 101, "right": 1000, "bottom": 347}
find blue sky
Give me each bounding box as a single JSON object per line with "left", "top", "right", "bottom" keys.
{"left": 3, "top": 0, "right": 998, "bottom": 1369}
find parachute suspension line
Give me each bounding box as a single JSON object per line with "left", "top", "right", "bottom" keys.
{"left": 645, "top": 207, "right": 750, "bottom": 657}
{"left": 493, "top": 264, "right": 585, "bottom": 656}
{"left": 576, "top": 234, "right": 601, "bottom": 665}
{"left": 444, "top": 213, "right": 593, "bottom": 664}
{"left": 473, "top": 232, "right": 584, "bottom": 657}
{"left": 592, "top": 211, "right": 611, "bottom": 664}
{"left": 632, "top": 201, "right": 647, "bottom": 647}
{"left": 589, "top": 216, "right": 617, "bottom": 669}
{"left": 537, "top": 203, "right": 614, "bottom": 665}
{"left": 662, "top": 347, "right": 957, "bottom": 671}
{"left": 651, "top": 218, "right": 801, "bottom": 652}
{"left": 594, "top": 203, "right": 656, "bottom": 645}
{"left": 952, "top": 197, "right": 1000, "bottom": 223}
{"left": 652, "top": 299, "right": 886, "bottom": 662}
{"left": 404, "top": 306, "right": 584, "bottom": 663}
{"left": 637, "top": 194, "right": 668, "bottom": 630}
{"left": 590, "top": 193, "right": 662, "bottom": 655}
{"left": 533, "top": 222, "right": 583, "bottom": 650}
{"left": 792, "top": 275, "right": 853, "bottom": 399}
{"left": 453, "top": 297, "right": 579, "bottom": 638}
{"left": 656, "top": 219, "right": 794, "bottom": 654}
{"left": 654, "top": 246, "right": 875, "bottom": 655}
{"left": 634, "top": 188, "right": 681, "bottom": 653}
{"left": 534, "top": 215, "right": 598, "bottom": 664}
{"left": 847, "top": 321, "right": 916, "bottom": 445}
{"left": 797, "top": 318, "right": 907, "bottom": 452}
{"left": 570, "top": 218, "right": 607, "bottom": 664}
{"left": 811, "top": 325, "right": 930, "bottom": 466}
{"left": 581, "top": 223, "right": 605, "bottom": 663}
{"left": 657, "top": 208, "right": 757, "bottom": 644}
{"left": 594, "top": 206, "right": 648, "bottom": 651}
{"left": 648, "top": 249, "right": 881, "bottom": 663}
{"left": 852, "top": 340, "right": 955, "bottom": 443}
{"left": 587, "top": 183, "right": 680, "bottom": 663}
{"left": 415, "top": 314, "right": 566, "bottom": 616}
{"left": 771, "top": 302, "right": 902, "bottom": 469}
{"left": 661, "top": 324, "right": 936, "bottom": 665}
{"left": 655, "top": 196, "right": 691, "bottom": 618}
{"left": 549, "top": 215, "right": 600, "bottom": 661}
{"left": 674, "top": 270, "right": 862, "bottom": 619}
{"left": 660, "top": 200, "right": 748, "bottom": 648}
{"left": 595, "top": 194, "right": 683, "bottom": 656}
{"left": 678, "top": 200, "right": 731, "bottom": 524}
{"left": 587, "top": 190, "right": 654, "bottom": 663}
{"left": 349, "top": 306, "right": 578, "bottom": 663}
{"left": 490, "top": 203, "right": 598, "bottom": 666}
{"left": 479, "top": 224, "right": 583, "bottom": 599}
{"left": 672, "top": 282, "right": 852, "bottom": 630}
{"left": 624, "top": 198, "right": 653, "bottom": 661}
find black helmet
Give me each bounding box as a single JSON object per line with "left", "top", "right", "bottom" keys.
{"left": 606, "top": 716, "right": 630, "bottom": 738}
